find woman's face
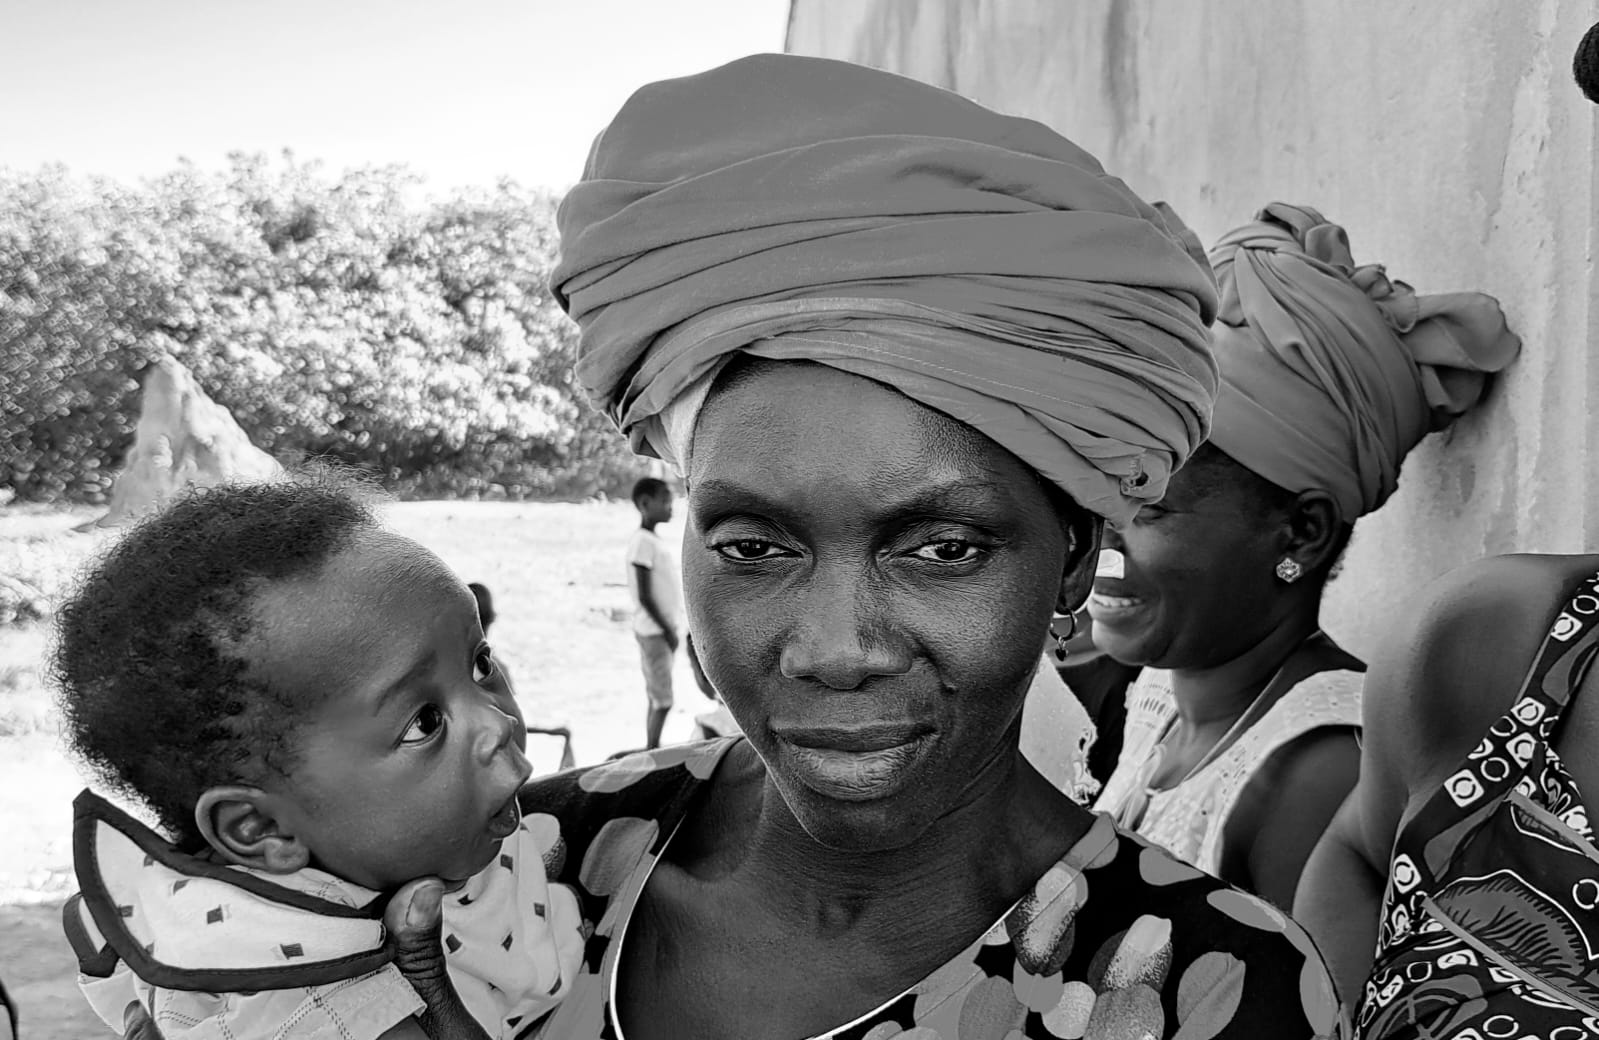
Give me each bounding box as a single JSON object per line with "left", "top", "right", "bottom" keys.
{"left": 1088, "top": 447, "right": 1289, "bottom": 670}
{"left": 684, "top": 360, "right": 1093, "bottom": 853}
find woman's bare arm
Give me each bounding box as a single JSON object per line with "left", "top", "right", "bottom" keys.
{"left": 1226, "top": 727, "right": 1361, "bottom": 912}
{"left": 1294, "top": 554, "right": 1580, "bottom": 1003}
{"left": 1295, "top": 784, "right": 1389, "bottom": 1003}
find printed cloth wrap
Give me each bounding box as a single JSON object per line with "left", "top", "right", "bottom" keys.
{"left": 1361, "top": 572, "right": 1599, "bottom": 1037}
{"left": 517, "top": 737, "right": 1348, "bottom": 1038}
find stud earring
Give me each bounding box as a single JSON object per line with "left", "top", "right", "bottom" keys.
{"left": 1275, "top": 557, "right": 1304, "bottom": 584}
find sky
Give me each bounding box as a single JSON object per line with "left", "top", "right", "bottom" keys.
{"left": 0, "top": 0, "right": 792, "bottom": 192}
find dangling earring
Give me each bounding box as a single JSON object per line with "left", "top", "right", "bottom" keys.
{"left": 1275, "top": 557, "right": 1304, "bottom": 584}
{"left": 1053, "top": 612, "right": 1079, "bottom": 656}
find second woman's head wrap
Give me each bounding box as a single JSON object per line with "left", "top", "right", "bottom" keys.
{"left": 1208, "top": 203, "right": 1521, "bottom": 520}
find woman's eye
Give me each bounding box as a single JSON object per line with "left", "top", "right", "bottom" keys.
{"left": 715, "top": 539, "right": 787, "bottom": 562}
{"left": 913, "top": 539, "right": 981, "bottom": 563}
{"left": 401, "top": 706, "right": 446, "bottom": 745}
{"left": 473, "top": 646, "right": 497, "bottom": 683}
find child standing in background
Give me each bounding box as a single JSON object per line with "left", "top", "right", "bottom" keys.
{"left": 626, "top": 477, "right": 679, "bottom": 749}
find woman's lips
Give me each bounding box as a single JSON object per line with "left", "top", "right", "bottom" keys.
{"left": 775, "top": 725, "right": 933, "bottom": 802}
{"left": 1087, "top": 580, "right": 1145, "bottom": 623}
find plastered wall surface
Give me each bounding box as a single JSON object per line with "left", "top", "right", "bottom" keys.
{"left": 787, "top": 0, "right": 1599, "bottom": 657}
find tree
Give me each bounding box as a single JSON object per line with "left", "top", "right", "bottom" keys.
{"left": 0, "top": 155, "right": 635, "bottom": 503}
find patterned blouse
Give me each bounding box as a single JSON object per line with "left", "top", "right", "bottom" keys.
{"left": 519, "top": 737, "right": 1346, "bottom": 1039}
{"left": 1359, "top": 571, "right": 1599, "bottom": 1038}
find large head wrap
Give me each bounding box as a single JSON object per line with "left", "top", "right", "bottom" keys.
{"left": 1208, "top": 203, "right": 1521, "bottom": 520}
{"left": 552, "top": 54, "right": 1219, "bottom": 526}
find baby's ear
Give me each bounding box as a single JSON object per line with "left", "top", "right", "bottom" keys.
{"left": 194, "top": 786, "right": 310, "bottom": 874}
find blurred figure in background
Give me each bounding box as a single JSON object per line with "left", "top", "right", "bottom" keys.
{"left": 684, "top": 633, "right": 741, "bottom": 741}
{"left": 470, "top": 580, "right": 576, "bottom": 771}
{"left": 1048, "top": 596, "right": 1139, "bottom": 787}
{"left": 1020, "top": 552, "right": 1140, "bottom": 798}
{"left": 1017, "top": 624, "right": 1100, "bottom": 802}
{"left": 626, "top": 477, "right": 680, "bottom": 749}
{"left": 468, "top": 580, "right": 497, "bottom": 633}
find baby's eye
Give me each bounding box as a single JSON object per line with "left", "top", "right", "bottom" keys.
{"left": 715, "top": 539, "right": 788, "bottom": 562}
{"left": 401, "top": 706, "right": 445, "bottom": 745}
{"left": 473, "top": 646, "right": 497, "bottom": 684}
{"left": 912, "top": 539, "right": 981, "bottom": 563}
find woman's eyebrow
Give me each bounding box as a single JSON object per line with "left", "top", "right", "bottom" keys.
{"left": 692, "top": 478, "right": 1010, "bottom": 522}
{"left": 689, "top": 479, "right": 803, "bottom": 523}
{"left": 882, "top": 482, "right": 1010, "bottom": 519}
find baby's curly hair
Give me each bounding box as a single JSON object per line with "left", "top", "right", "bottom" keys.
{"left": 52, "top": 476, "right": 381, "bottom": 849}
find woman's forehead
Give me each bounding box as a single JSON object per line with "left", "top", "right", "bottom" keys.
{"left": 690, "top": 359, "right": 1039, "bottom": 506}
{"left": 703, "top": 359, "right": 961, "bottom": 441}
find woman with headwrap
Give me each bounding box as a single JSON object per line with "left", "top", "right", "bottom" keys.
{"left": 374, "top": 55, "right": 1344, "bottom": 1040}
{"left": 1288, "top": 49, "right": 1599, "bottom": 1031}
{"left": 1091, "top": 204, "right": 1520, "bottom": 912}
{"left": 1293, "top": 49, "right": 1599, "bottom": 1031}
{"left": 1296, "top": 555, "right": 1599, "bottom": 1036}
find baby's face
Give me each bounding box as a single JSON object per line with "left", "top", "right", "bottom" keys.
{"left": 245, "top": 529, "right": 531, "bottom": 891}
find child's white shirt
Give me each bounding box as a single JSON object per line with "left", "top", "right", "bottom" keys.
{"left": 75, "top": 820, "right": 583, "bottom": 1040}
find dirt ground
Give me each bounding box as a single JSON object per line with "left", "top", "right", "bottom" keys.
{"left": 1, "top": 902, "right": 107, "bottom": 1039}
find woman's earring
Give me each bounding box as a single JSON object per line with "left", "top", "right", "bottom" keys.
{"left": 1275, "top": 557, "right": 1304, "bottom": 584}
{"left": 1053, "top": 612, "right": 1079, "bottom": 656}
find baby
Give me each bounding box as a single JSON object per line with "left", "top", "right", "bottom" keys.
{"left": 54, "top": 477, "right": 583, "bottom": 1040}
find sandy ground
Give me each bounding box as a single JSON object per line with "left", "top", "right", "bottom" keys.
{"left": 0, "top": 499, "right": 712, "bottom": 1038}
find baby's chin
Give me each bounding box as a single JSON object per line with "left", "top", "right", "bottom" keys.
{"left": 439, "top": 836, "right": 513, "bottom": 891}
{"left": 341, "top": 841, "right": 501, "bottom": 895}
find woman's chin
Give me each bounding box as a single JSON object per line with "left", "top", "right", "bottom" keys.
{"left": 787, "top": 797, "right": 933, "bottom": 854}
{"left": 1082, "top": 615, "right": 1158, "bottom": 667}
{"left": 770, "top": 767, "right": 947, "bottom": 854}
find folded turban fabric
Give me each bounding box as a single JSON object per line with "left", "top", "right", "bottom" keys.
{"left": 552, "top": 53, "right": 1220, "bottom": 525}
{"left": 1208, "top": 203, "right": 1522, "bottom": 520}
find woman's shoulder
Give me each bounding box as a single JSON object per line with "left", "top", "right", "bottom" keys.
{"left": 1366, "top": 553, "right": 1599, "bottom": 793}
{"left": 517, "top": 738, "right": 740, "bottom": 880}
{"left": 1040, "top": 816, "right": 1345, "bottom": 1037}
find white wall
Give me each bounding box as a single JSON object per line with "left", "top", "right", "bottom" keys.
{"left": 787, "top": 0, "right": 1599, "bottom": 657}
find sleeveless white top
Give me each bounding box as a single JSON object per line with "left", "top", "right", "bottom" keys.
{"left": 1019, "top": 653, "right": 1098, "bottom": 803}
{"left": 1092, "top": 667, "right": 1362, "bottom": 874}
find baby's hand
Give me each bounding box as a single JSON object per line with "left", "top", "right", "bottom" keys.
{"left": 385, "top": 879, "right": 491, "bottom": 1040}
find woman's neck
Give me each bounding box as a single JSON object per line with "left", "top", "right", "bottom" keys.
{"left": 1167, "top": 607, "right": 1322, "bottom": 727}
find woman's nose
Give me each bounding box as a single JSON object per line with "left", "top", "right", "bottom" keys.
{"left": 1100, "top": 522, "right": 1126, "bottom": 552}
{"left": 779, "top": 568, "right": 912, "bottom": 690}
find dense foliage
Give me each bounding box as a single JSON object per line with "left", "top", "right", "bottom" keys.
{"left": 0, "top": 155, "right": 636, "bottom": 503}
